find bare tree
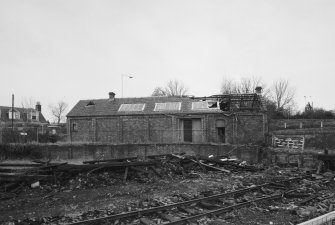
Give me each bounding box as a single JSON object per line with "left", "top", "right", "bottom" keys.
{"left": 220, "top": 77, "right": 237, "bottom": 94}
{"left": 152, "top": 79, "right": 189, "bottom": 97}
{"left": 240, "top": 77, "right": 263, "bottom": 93}
{"left": 49, "top": 101, "right": 68, "bottom": 124}
{"left": 152, "top": 87, "right": 167, "bottom": 97}
{"left": 270, "top": 79, "right": 296, "bottom": 111}
{"left": 220, "top": 76, "right": 269, "bottom": 96}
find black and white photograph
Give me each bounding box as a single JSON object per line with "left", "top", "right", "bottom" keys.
{"left": 1, "top": 0, "right": 335, "bottom": 224}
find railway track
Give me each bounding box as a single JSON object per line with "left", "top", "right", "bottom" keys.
{"left": 66, "top": 176, "right": 309, "bottom": 225}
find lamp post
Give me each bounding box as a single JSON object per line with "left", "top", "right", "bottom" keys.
{"left": 121, "top": 74, "right": 133, "bottom": 97}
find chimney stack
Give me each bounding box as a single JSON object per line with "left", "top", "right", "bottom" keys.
{"left": 255, "top": 86, "right": 262, "bottom": 95}
{"left": 109, "top": 92, "right": 115, "bottom": 101}
{"left": 35, "top": 101, "right": 41, "bottom": 112}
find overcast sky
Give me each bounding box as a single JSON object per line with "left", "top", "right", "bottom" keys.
{"left": 1, "top": 0, "right": 335, "bottom": 121}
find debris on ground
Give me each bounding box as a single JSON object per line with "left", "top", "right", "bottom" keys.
{"left": 0, "top": 153, "right": 334, "bottom": 225}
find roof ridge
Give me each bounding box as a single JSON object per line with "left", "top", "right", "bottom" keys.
{"left": 0, "top": 106, "right": 36, "bottom": 110}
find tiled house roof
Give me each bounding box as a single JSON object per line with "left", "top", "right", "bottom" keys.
{"left": 0, "top": 106, "right": 47, "bottom": 123}
{"left": 67, "top": 94, "right": 265, "bottom": 117}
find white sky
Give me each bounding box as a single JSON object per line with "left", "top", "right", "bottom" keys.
{"left": 1, "top": 0, "right": 335, "bottom": 121}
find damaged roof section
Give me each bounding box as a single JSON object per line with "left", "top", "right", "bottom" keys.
{"left": 192, "top": 93, "right": 266, "bottom": 112}
{"left": 67, "top": 92, "right": 265, "bottom": 117}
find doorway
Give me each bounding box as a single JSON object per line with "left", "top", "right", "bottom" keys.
{"left": 181, "top": 119, "right": 202, "bottom": 143}
{"left": 217, "top": 127, "right": 225, "bottom": 143}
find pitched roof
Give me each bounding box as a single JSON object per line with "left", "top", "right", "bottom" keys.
{"left": 67, "top": 94, "right": 265, "bottom": 117}
{"left": 0, "top": 106, "right": 47, "bottom": 123}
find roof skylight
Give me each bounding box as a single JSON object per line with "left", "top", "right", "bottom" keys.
{"left": 118, "top": 104, "right": 145, "bottom": 112}
{"left": 192, "top": 101, "right": 219, "bottom": 110}
{"left": 154, "top": 102, "right": 181, "bottom": 111}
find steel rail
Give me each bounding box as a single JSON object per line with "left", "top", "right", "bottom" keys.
{"left": 65, "top": 176, "right": 306, "bottom": 225}
{"left": 165, "top": 189, "right": 296, "bottom": 225}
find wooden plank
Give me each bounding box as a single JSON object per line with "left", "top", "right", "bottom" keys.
{"left": 123, "top": 166, "right": 129, "bottom": 182}
{"left": 297, "top": 211, "right": 335, "bottom": 225}
{"left": 171, "top": 154, "right": 230, "bottom": 173}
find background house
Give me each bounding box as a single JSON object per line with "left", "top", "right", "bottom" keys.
{"left": 0, "top": 102, "right": 48, "bottom": 143}
{"left": 67, "top": 91, "right": 267, "bottom": 144}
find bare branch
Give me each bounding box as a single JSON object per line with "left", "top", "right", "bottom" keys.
{"left": 270, "top": 79, "right": 296, "bottom": 111}
{"left": 49, "top": 101, "right": 68, "bottom": 124}
{"left": 152, "top": 79, "right": 189, "bottom": 97}
{"left": 220, "top": 76, "right": 268, "bottom": 95}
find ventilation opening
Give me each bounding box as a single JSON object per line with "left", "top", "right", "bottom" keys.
{"left": 86, "top": 101, "right": 95, "bottom": 106}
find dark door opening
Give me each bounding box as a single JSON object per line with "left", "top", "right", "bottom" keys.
{"left": 217, "top": 127, "right": 225, "bottom": 143}
{"left": 183, "top": 119, "right": 192, "bottom": 142}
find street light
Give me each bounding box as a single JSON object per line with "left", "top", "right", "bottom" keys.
{"left": 121, "top": 74, "right": 133, "bottom": 97}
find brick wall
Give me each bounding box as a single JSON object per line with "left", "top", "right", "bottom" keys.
{"left": 206, "top": 115, "right": 233, "bottom": 143}
{"left": 122, "top": 116, "right": 149, "bottom": 143}
{"left": 235, "top": 114, "right": 265, "bottom": 144}
{"left": 148, "top": 116, "right": 174, "bottom": 142}
{"left": 96, "top": 118, "right": 119, "bottom": 143}
{"left": 68, "top": 113, "right": 266, "bottom": 144}
{"left": 70, "top": 118, "right": 94, "bottom": 142}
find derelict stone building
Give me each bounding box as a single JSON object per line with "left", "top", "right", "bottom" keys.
{"left": 67, "top": 91, "right": 267, "bottom": 144}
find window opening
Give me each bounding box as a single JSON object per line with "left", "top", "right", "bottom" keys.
{"left": 72, "top": 123, "right": 78, "bottom": 132}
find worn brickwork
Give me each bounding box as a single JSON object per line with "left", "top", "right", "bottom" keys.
{"left": 69, "top": 113, "right": 266, "bottom": 144}
{"left": 122, "top": 116, "right": 149, "bottom": 143}
{"left": 235, "top": 114, "right": 265, "bottom": 144}
{"left": 70, "top": 118, "right": 94, "bottom": 142}
{"left": 96, "top": 118, "right": 119, "bottom": 143}
{"left": 206, "top": 115, "right": 234, "bottom": 143}
{"left": 148, "top": 116, "right": 174, "bottom": 143}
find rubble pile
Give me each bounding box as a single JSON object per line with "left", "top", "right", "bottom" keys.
{"left": 0, "top": 154, "right": 334, "bottom": 225}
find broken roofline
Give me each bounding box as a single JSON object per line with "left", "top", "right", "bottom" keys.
{"left": 190, "top": 93, "right": 260, "bottom": 100}
{"left": 190, "top": 93, "right": 265, "bottom": 112}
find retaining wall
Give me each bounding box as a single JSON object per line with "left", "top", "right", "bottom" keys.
{"left": 0, "top": 143, "right": 261, "bottom": 164}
